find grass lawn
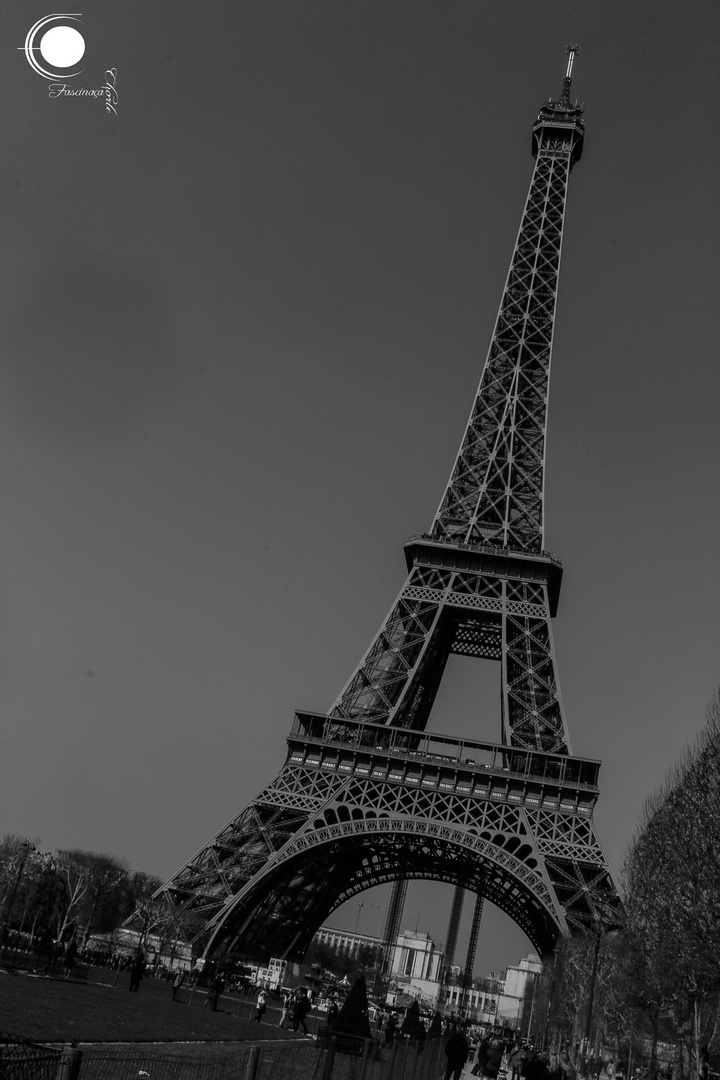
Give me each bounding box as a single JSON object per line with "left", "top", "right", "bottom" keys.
{"left": 0, "top": 968, "right": 316, "bottom": 1046}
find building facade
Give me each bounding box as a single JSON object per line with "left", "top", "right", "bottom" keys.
{"left": 315, "top": 926, "right": 541, "bottom": 1026}
{"left": 314, "top": 926, "right": 382, "bottom": 956}
{"left": 497, "top": 955, "right": 542, "bottom": 1030}
{"left": 443, "top": 973, "right": 504, "bottom": 1024}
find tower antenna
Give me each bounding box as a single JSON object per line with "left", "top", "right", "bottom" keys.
{"left": 561, "top": 43, "right": 581, "bottom": 105}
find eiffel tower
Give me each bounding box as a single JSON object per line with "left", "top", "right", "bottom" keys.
{"left": 159, "top": 47, "right": 621, "bottom": 964}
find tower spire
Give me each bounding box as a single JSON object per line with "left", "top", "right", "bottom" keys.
{"left": 561, "top": 43, "right": 581, "bottom": 106}
{"left": 430, "top": 48, "right": 584, "bottom": 555}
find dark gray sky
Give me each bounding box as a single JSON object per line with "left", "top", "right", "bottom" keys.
{"left": 1, "top": 1, "right": 718, "bottom": 975}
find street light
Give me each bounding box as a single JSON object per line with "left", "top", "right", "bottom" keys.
{"left": 0, "top": 840, "right": 36, "bottom": 963}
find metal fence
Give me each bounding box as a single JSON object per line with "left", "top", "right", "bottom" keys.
{"left": 80, "top": 1044, "right": 317, "bottom": 1080}
{"left": 77, "top": 1035, "right": 445, "bottom": 1080}
{"left": 0, "top": 1032, "right": 64, "bottom": 1080}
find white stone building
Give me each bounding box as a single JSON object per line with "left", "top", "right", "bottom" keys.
{"left": 496, "top": 954, "right": 542, "bottom": 1029}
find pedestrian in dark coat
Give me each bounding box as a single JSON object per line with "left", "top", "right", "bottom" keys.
{"left": 292, "top": 989, "right": 311, "bottom": 1034}
{"left": 472, "top": 1036, "right": 491, "bottom": 1076}
{"left": 171, "top": 970, "right": 184, "bottom": 1001}
{"left": 526, "top": 1052, "right": 550, "bottom": 1080}
{"left": 483, "top": 1039, "right": 505, "bottom": 1080}
{"left": 444, "top": 1027, "right": 471, "bottom": 1080}
{"left": 204, "top": 974, "right": 225, "bottom": 1011}
{"left": 129, "top": 956, "right": 145, "bottom": 992}
{"left": 63, "top": 940, "right": 78, "bottom": 979}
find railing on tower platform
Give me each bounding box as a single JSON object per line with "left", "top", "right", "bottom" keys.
{"left": 289, "top": 712, "right": 600, "bottom": 789}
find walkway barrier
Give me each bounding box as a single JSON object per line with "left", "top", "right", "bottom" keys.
{"left": 0, "top": 1031, "right": 64, "bottom": 1080}
{"left": 61, "top": 1034, "right": 446, "bottom": 1080}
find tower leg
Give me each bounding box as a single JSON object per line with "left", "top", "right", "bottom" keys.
{"left": 461, "top": 894, "right": 484, "bottom": 1016}
{"left": 374, "top": 879, "right": 407, "bottom": 999}
{"left": 445, "top": 885, "right": 465, "bottom": 969}
{"left": 382, "top": 879, "right": 407, "bottom": 972}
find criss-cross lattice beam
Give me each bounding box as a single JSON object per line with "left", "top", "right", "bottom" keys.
{"left": 328, "top": 558, "right": 571, "bottom": 751}
{"left": 430, "top": 101, "right": 584, "bottom": 555}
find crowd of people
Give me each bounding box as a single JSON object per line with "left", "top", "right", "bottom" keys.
{"left": 439, "top": 1030, "right": 585, "bottom": 1080}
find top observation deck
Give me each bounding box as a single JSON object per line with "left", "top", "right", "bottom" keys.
{"left": 532, "top": 44, "right": 585, "bottom": 168}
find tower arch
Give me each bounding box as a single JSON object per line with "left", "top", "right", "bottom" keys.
{"left": 200, "top": 815, "right": 566, "bottom": 962}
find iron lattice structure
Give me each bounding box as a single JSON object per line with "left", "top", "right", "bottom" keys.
{"left": 156, "top": 49, "right": 621, "bottom": 964}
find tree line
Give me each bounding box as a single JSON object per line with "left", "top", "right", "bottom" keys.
{"left": 0, "top": 839, "right": 163, "bottom": 948}
{"left": 532, "top": 691, "right": 720, "bottom": 1080}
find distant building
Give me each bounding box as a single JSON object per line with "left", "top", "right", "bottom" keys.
{"left": 314, "top": 925, "right": 541, "bottom": 1026}
{"left": 443, "top": 972, "right": 504, "bottom": 1023}
{"left": 314, "top": 925, "right": 444, "bottom": 1009}
{"left": 388, "top": 929, "right": 444, "bottom": 1010}
{"left": 87, "top": 929, "right": 193, "bottom": 970}
{"left": 391, "top": 929, "right": 443, "bottom": 982}
{"left": 497, "top": 954, "right": 542, "bottom": 1029}
{"left": 254, "top": 956, "right": 287, "bottom": 989}
{"left": 255, "top": 957, "right": 325, "bottom": 995}
{"left": 314, "top": 926, "right": 382, "bottom": 955}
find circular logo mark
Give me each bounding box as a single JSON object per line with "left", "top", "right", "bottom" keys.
{"left": 39, "top": 25, "right": 85, "bottom": 67}
{"left": 23, "top": 15, "right": 86, "bottom": 80}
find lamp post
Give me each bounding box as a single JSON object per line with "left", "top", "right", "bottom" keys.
{"left": 0, "top": 840, "right": 35, "bottom": 964}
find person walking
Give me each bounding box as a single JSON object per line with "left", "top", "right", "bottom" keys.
{"left": 129, "top": 955, "right": 145, "bottom": 992}
{"left": 279, "top": 989, "right": 292, "bottom": 1027}
{"left": 483, "top": 1038, "right": 505, "bottom": 1080}
{"left": 509, "top": 1044, "right": 527, "bottom": 1080}
{"left": 383, "top": 1014, "right": 398, "bottom": 1045}
{"left": 63, "top": 940, "right": 78, "bottom": 979}
{"left": 252, "top": 989, "right": 268, "bottom": 1021}
{"left": 171, "top": 970, "right": 184, "bottom": 1001}
{"left": 444, "top": 1026, "right": 470, "bottom": 1080}
{"left": 526, "top": 1051, "right": 550, "bottom": 1080}
{"left": 472, "top": 1034, "right": 491, "bottom": 1077}
{"left": 292, "top": 988, "right": 311, "bottom": 1034}
{"left": 204, "top": 973, "right": 225, "bottom": 1011}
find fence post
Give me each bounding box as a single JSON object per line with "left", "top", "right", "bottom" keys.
{"left": 395, "top": 1039, "right": 407, "bottom": 1080}
{"left": 360, "top": 1037, "right": 373, "bottom": 1080}
{"left": 402, "top": 1040, "right": 415, "bottom": 1080}
{"left": 243, "top": 1045, "right": 261, "bottom": 1080}
{"left": 386, "top": 1038, "right": 399, "bottom": 1079}
{"left": 321, "top": 1035, "right": 337, "bottom": 1080}
{"left": 412, "top": 1041, "right": 424, "bottom": 1080}
{"left": 56, "top": 1043, "right": 82, "bottom": 1080}
{"left": 425, "top": 1039, "right": 440, "bottom": 1080}
{"left": 421, "top": 1039, "right": 440, "bottom": 1080}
